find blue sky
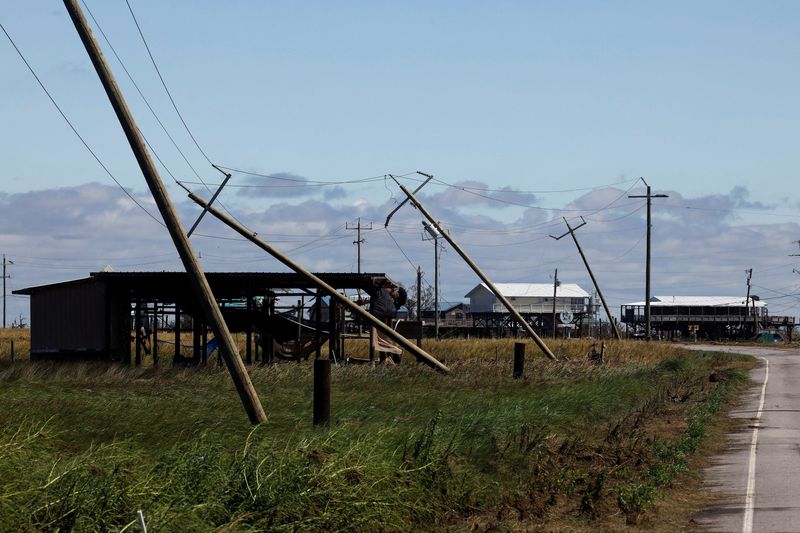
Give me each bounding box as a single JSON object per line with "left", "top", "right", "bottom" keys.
{"left": 2, "top": 1, "right": 800, "bottom": 325}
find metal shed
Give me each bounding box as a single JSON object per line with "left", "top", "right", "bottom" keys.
{"left": 14, "top": 271, "right": 390, "bottom": 362}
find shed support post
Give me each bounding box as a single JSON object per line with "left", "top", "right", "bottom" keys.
{"left": 192, "top": 316, "right": 201, "bottom": 363}
{"left": 152, "top": 303, "right": 159, "bottom": 366}
{"left": 246, "top": 290, "right": 252, "bottom": 365}
{"left": 134, "top": 300, "right": 142, "bottom": 367}
{"left": 173, "top": 304, "right": 181, "bottom": 366}
{"left": 201, "top": 323, "right": 208, "bottom": 365}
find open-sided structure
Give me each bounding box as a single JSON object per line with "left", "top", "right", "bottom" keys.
{"left": 14, "top": 271, "right": 392, "bottom": 363}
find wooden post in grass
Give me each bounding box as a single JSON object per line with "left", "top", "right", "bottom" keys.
{"left": 63, "top": 0, "right": 266, "bottom": 424}
{"left": 513, "top": 342, "right": 525, "bottom": 378}
{"left": 313, "top": 358, "right": 331, "bottom": 426}
{"left": 10, "top": 340, "right": 14, "bottom": 362}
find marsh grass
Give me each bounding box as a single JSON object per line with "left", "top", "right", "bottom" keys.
{"left": 0, "top": 339, "right": 755, "bottom": 531}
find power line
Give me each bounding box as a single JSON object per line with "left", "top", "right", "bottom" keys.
{"left": 217, "top": 166, "right": 414, "bottom": 186}
{"left": 0, "top": 20, "right": 164, "bottom": 227}
{"left": 431, "top": 175, "right": 640, "bottom": 195}
{"left": 81, "top": 0, "right": 206, "bottom": 187}
{"left": 124, "top": 0, "right": 212, "bottom": 165}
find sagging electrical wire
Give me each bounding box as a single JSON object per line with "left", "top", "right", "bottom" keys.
{"left": 0, "top": 20, "right": 164, "bottom": 227}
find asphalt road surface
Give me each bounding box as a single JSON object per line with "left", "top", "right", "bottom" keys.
{"left": 686, "top": 344, "right": 800, "bottom": 533}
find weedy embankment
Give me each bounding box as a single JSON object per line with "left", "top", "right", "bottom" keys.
{"left": 0, "top": 337, "right": 754, "bottom": 531}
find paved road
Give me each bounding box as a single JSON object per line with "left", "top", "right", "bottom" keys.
{"left": 686, "top": 344, "right": 800, "bottom": 533}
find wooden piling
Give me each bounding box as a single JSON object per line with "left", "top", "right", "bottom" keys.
{"left": 513, "top": 342, "right": 525, "bottom": 379}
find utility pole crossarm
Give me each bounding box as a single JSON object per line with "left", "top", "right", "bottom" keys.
{"left": 384, "top": 172, "right": 434, "bottom": 228}
{"left": 398, "top": 184, "right": 557, "bottom": 361}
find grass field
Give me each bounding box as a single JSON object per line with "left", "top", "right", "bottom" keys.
{"left": 0, "top": 330, "right": 756, "bottom": 531}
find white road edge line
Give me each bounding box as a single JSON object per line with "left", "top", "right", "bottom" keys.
{"left": 742, "top": 356, "right": 769, "bottom": 533}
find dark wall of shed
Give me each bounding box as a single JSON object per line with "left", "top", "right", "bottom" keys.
{"left": 30, "top": 281, "right": 108, "bottom": 353}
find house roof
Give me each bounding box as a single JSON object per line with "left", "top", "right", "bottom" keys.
{"left": 422, "top": 301, "right": 465, "bottom": 312}
{"left": 623, "top": 296, "right": 767, "bottom": 308}
{"left": 465, "top": 282, "right": 590, "bottom": 299}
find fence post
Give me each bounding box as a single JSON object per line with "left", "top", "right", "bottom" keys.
{"left": 313, "top": 358, "right": 331, "bottom": 426}
{"left": 10, "top": 340, "right": 14, "bottom": 362}
{"left": 513, "top": 342, "right": 525, "bottom": 379}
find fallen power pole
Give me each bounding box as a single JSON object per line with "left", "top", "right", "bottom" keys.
{"left": 550, "top": 217, "right": 622, "bottom": 340}
{"left": 185, "top": 190, "right": 450, "bottom": 373}
{"left": 396, "top": 183, "right": 557, "bottom": 361}
{"left": 63, "top": 0, "right": 267, "bottom": 424}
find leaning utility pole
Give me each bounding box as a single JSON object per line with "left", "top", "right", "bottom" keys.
{"left": 63, "top": 0, "right": 266, "bottom": 424}
{"left": 422, "top": 221, "right": 441, "bottom": 339}
{"left": 346, "top": 217, "right": 372, "bottom": 274}
{"left": 2, "top": 255, "right": 12, "bottom": 329}
{"left": 550, "top": 217, "right": 622, "bottom": 340}
{"left": 628, "top": 179, "right": 668, "bottom": 340}
{"left": 396, "top": 183, "right": 557, "bottom": 360}
{"left": 184, "top": 190, "right": 450, "bottom": 373}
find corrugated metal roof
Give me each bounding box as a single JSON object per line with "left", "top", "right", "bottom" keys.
{"left": 466, "top": 283, "right": 590, "bottom": 298}
{"left": 623, "top": 296, "right": 766, "bottom": 308}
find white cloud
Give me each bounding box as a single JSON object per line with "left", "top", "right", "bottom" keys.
{"left": 3, "top": 181, "right": 800, "bottom": 325}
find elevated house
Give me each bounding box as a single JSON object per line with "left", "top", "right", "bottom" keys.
{"left": 421, "top": 302, "right": 471, "bottom": 328}
{"left": 619, "top": 295, "right": 793, "bottom": 339}
{"left": 465, "top": 282, "right": 593, "bottom": 336}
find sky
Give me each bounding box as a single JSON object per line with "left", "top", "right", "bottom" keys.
{"left": 2, "top": 1, "right": 800, "bottom": 326}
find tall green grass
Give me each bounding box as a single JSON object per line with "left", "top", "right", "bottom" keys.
{"left": 0, "top": 342, "right": 754, "bottom": 531}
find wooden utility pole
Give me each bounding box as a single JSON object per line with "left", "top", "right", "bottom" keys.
{"left": 346, "top": 217, "right": 372, "bottom": 274}
{"left": 550, "top": 217, "right": 622, "bottom": 340}
{"left": 397, "top": 184, "right": 557, "bottom": 360}
{"left": 63, "top": 0, "right": 266, "bottom": 424}
{"left": 629, "top": 180, "right": 668, "bottom": 340}
{"left": 422, "top": 221, "right": 441, "bottom": 339}
{"left": 2, "top": 255, "right": 11, "bottom": 329}
{"left": 416, "top": 266, "right": 423, "bottom": 347}
{"left": 551, "top": 269, "right": 558, "bottom": 338}
{"left": 185, "top": 190, "right": 450, "bottom": 372}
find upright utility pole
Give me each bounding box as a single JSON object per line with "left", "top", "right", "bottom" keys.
{"left": 551, "top": 268, "right": 559, "bottom": 338}
{"left": 550, "top": 217, "right": 622, "bottom": 340}
{"left": 63, "top": 0, "right": 266, "bottom": 424}
{"left": 629, "top": 179, "right": 669, "bottom": 340}
{"left": 744, "top": 268, "right": 753, "bottom": 338}
{"left": 422, "top": 221, "right": 441, "bottom": 339}
{"left": 346, "top": 217, "right": 372, "bottom": 273}
{"left": 416, "top": 266, "right": 423, "bottom": 347}
{"left": 2, "top": 255, "right": 12, "bottom": 329}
